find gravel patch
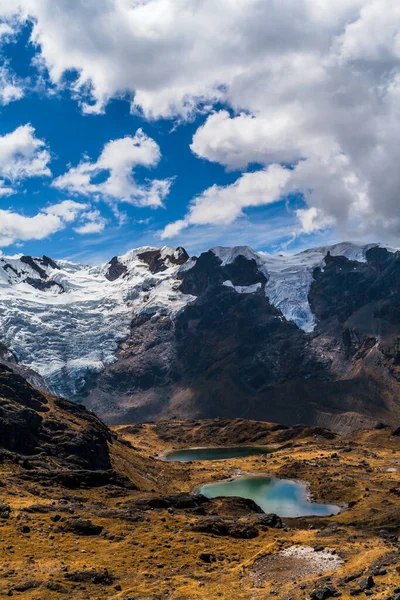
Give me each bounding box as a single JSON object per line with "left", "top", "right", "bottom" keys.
{"left": 249, "top": 545, "right": 343, "bottom": 585}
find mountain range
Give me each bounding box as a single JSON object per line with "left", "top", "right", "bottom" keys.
{"left": 1, "top": 241, "right": 400, "bottom": 433}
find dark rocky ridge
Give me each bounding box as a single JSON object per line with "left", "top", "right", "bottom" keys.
{"left": 138, "top": 246, "right": 189, "bottom": 274}
{"left": 82, "top": 247, "right": 400, "bottom": 432}
{"left": 0, "top": 364, "right": 111, "bottom": 470}
{"left": 1, "top": 254, "right": 64, "bottom": 292}
{"left": 3, "top": 245, "right": 400, "bottom": 433}
{"left": 105, "top": 256, "right": 128, "bottom": 281}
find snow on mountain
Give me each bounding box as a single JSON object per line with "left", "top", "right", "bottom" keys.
{"left": 0, "top": 247, "right": 194, "bottom": 398}
{"left": 212, "top": 242, "right": 395, "bottom": 332}
{"left": 0, "top": 241, "right": 395, "bottom": 399}
{"left": 222, "top": 280, "right": 262, "bottom": 294}
{"left": 211, "top": 245, "right": 261, "bottom": 266}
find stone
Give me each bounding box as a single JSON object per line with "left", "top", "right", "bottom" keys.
{"left": 64, "top": 519, "right": 103, "bottom": 536}
{"left": 199, "top": 552, "right": 216, "bottom": 563}
{"left": 190, "top": 517, "right": 258, "bottom": 539}
{"left": 19, "top": 525, "right": 31, "bottom": 534}
{"left": 310, "top": 585, "right": 338, "bottom": 600}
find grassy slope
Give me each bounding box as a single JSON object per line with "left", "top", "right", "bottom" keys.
{"left": 0, "top": 421, "right": 399, "bottom": 599}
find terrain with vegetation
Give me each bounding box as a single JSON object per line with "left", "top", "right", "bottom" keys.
{"left": 0, "top": 365, "right": 399, "bottom": 599}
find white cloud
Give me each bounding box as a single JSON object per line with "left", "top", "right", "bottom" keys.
{"left": 0, "top": 125, "right": 51, "bottom": 186}
{"left": 0, "top": 201, "right": 105, "bottom": 247}
{"left": 44, "top": 200, "right": 89, "bottom": 223}
{"left": 0, "top": 180, "right": 15, "bottom": 197}
{"left": 53, "top": 129, "right": 172, "bottom": 208}
{"left": 162, "top": 165, "right": 291, "bottom": 238}
{"left": 0, "top": 23, "right": 14, "bottom": 38}
{"left": 0, "top": 65, "right": 24, "bottom": 105}
{"left": 1, "top": 0, "right": 360, "bottom": 118}
{"left": 296, "top": 207, "right": 335, "bottom": 234}
{"left": 3, "top": 1, "right": 400, "bottom": 243}
{"left": 0, "top": 22, "right": 25, "bottom": 105}
{"left": 73, "top": 210, "right": 107, "bottom": 235}
{"left": 0, "top": 209, "right": 64, "bottom": 247}
{"left": 191, "top": 110, "right": 305, "bottom": 170}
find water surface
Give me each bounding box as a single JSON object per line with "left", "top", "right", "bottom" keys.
{"left": 164, "top": 446, "right": 271, "bottom": 462}
{"left": 199, "top": 476, "right": 340, "bottom": 517}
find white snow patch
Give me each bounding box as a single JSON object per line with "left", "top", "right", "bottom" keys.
{"left": 223, "top": 280, "right": 262, "bottom": 294}
{"left": 211, "top": 245, "right": 260, "bottom": 266}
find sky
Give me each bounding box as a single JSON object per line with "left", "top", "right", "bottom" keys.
{"left": 0, "top": 1, "right": 399, "bottom": 263}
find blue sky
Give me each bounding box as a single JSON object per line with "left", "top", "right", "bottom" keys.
{"left": 0, "top": 2, "right": 396, "bottom": 263}
{"left": 1, "top": 24, "right": 313, "bottom": 263}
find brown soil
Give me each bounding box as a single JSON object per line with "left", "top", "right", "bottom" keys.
{"left": 0, "top": 419, "right": 399, "bottom": 599}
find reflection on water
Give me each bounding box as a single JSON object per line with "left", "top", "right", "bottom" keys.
{"left": 164, "top": 447, "right": 271, "bottom": 462}
{"left": 199, "top": 476, "right": 341, "bottom": 517}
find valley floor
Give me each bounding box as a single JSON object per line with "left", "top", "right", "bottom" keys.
{"left": 0, "top": 419, "right": 399, "bottom": 600}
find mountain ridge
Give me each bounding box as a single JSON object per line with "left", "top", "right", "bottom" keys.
{"left": 1, "top": 240, "right": 400, "bottom": 432}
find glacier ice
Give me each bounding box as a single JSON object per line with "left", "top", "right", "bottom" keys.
{"left": 0, "top": 241, "right": 394, "bottom": 398}
{"left": 213, "top": 242, "right": 395, "bottom": 333}
{"left": 0, "top": 247, "right": 195, "bottom": 398}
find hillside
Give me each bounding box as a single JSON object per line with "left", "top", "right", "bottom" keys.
{"left": 0, "top": 369, "right": 399, "bottom": 599}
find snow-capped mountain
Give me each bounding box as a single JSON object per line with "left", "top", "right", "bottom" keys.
{"left": 0, "top": 246, "right": 193, "bottom": 397}
{"left": 213, "top": 241, "right": 394, "bottom": 332}
{"left": 1, "top": 241, "right": 400, "bottom": 433}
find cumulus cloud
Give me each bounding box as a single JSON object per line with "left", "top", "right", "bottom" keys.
{"left": 53, "top": 129, "right": 172, "bottom": 209}
{"left": 0, "top": 0, "right": 361, "bottom": 118}
{"left": 3, "top": 0, "right": 400, "bottom": 243}
{"left": 0, "top": 65, "right": 24, "bottom": 105}
{"left": 44, "top": 200, "right": 89, "bottom": 222}
{"left": 162, "top": 165, "right": 291, "bottom": 238}
{"left": 0, "top": 201, "right": 105, "bottom": 247}
{"left": 191, "top": 110, "right": 305, "bottom": 170}
{"left": 0, "top": 209, "right": 62, "bottom": 247}
{"left": 73, "top": 210, "right": 107, "bottom": 235}
{"left": 0, "top": 125, "right": 51, "bottom": 190}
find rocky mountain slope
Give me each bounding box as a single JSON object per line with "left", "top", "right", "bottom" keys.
{"left": 1, "top": 242, "right": 400, "bottom": 431}
{"left": 0, "top": 376, "right": 399, "bottom": 599}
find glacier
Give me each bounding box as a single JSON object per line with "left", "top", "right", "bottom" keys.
{"left": 0, "top": 241, "right": 393, "bottom": 398}
{"left": 0, "top": 247, "right": 194, "bottom": 398}
{"left": 213, "top": 241, "right": 394, "bottom": 333}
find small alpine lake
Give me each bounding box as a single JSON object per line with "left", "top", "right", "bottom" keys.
{"left": 199, "top": 476, "right": 341, "bottom": 518}
{"left": 164, "top": 446, "right": 272, "bottom": 462}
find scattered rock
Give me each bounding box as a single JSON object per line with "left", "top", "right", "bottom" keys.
{"left": 64, "top": 519, "right": 103, "bottom": 536}
{"left": 371, "top": 567, "right": 387, "bottom": 576}
{"left": 190, "top": 517, "right": 258, "bottom": 539}
{"left": 12, "top": 581, "right": 41, "bottom": 592}
{"left": 46, "top": 582, "right": 68, "bottom": 593}
{"left": 133, "top": 493, "right": 209, "bottom": 510}
{"left": 199, "top": 552, "right": 216, "bottom": 563}
{"left": 19, "top": 525, "right": 30, "bottom": 534}
{"left": 64, "top": 570, "right": 114, "bottom": 585}
{"left": 256, "top": 513, "right": 283, "bottom": 528}
{"left": 343, "top": 571, "right": 364, "bottom": 584}
{"left": 0, "top": 503, "right": 10, "bottom": 519}
{"left": 359, "top": 576, "right": 375, "bottom": 591}
{"left": 310, "top": 586, "right": 338, "bottom": 600}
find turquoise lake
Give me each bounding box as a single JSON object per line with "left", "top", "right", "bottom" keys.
{"left": 199, "top": 476, "right": 341, "bottom": 517}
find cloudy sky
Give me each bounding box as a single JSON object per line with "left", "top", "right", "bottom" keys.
{"left": 0, "top": 0, "right": 399, "bottom": 262}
